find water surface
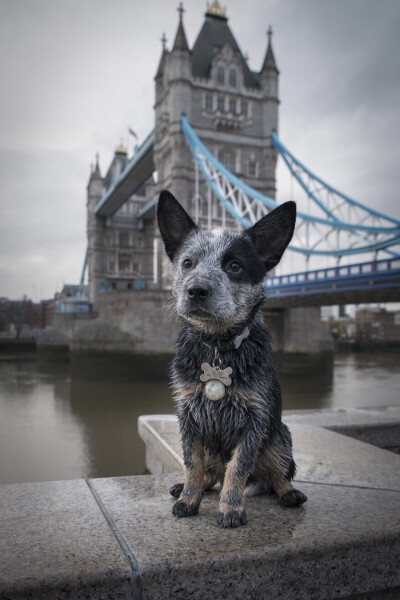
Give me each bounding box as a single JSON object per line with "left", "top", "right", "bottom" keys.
{"left": 0, "top": 352, "right": 398, "bottom": 484}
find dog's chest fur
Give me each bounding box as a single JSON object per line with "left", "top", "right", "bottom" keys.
{"left": 172, "top": 315, "right": 281, "bottom": 457}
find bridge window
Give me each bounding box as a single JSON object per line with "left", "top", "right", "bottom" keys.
{"left": 118, "top": 254, "right": 130, "bottom": 272}
{"left": 377, "top": 262, "right": 388, "bottom": 271}
{"left": 119, "top": 231, "right": 130, "bottom": 247}
{"left": 217, "top": 96, "right": 225, "bottom": 112}
{"left": 240, "top": 100, "right": 248, "bottom": 116}
{"left": 229, "top": 69, "right": 237, "bottom": 88}
{"left": 217, "top": 67, "right": 225, "bottom": 85}
{"left": 219, "top": 150, "right": 235, "bottom": 173}
{"left": 248, "top": 161, "right": 256, "bottom": 177}
{"left": 205, "top": 93, "right": 213, "bottom": 111}
{"left": 229, "top": 97, "right": 236, "bottom": 114}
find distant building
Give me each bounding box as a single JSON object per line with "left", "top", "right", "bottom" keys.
{"left": 356, "top": 308, "right": 400, "bottom": 343}
{"left": 0, "top": 297, "right": 55, "bottom": 336}
{"left": 55, "top": 284, "right": 90, "bottom": 315}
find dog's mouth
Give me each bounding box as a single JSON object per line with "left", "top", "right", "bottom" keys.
{"left": 187, "top": 308, "right": 213, "bottom": 320}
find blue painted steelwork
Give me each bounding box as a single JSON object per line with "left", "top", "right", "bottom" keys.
{"left": 181, "top": 116, "right": 400, "bottom": 257}
{"left": 271, "top": 132, "right": 400, "bottom": 227}
{"left": 265, "top": 257, "right": 400, "bottom": 299}
{"left": 78, "top": 246, "right": 88, "bottom": 298}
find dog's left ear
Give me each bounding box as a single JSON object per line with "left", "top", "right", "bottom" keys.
{"left": 248, "top": 201, "right": 296, "bottom": 272}
{"left": 157, "top": 190, "right": 197, "bottom": 261}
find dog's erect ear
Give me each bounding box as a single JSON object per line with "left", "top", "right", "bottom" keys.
{"left": 157, "top": 190, "right": 197, "bottom": 261}
{"left": 247, "top": 201, "right": 296, "bottom": 272}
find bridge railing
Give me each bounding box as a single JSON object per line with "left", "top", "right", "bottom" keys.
{"left": 266, "top": 257, "right": 400, "bottom": 298}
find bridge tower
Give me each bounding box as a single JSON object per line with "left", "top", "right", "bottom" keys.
{"left": 154, "top": 1, "right": 280, "bottom": 285}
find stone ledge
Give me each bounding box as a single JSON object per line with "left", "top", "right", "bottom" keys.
{"left": 1, "top": 408, "right": 399, "bottom": 600}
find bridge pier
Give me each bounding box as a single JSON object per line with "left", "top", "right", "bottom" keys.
{"left": 265, "top": 306, "right": 334, "bottom": 355}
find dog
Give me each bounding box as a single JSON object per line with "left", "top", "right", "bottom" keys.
{"left": 157, "top": 189, "right": 307, "bottom": 528}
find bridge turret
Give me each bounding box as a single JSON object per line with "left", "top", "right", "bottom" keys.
{"left": 259, "top": 26, "right": 279, "bottom": 133}
{"left": 86, "top": 154, "right": 106, "bottom": 307}
{"left": 154, "top": 3, "right": 193, "bottom": 212}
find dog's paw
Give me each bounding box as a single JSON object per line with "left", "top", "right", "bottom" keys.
{"left": 172, "top": 500, "right": 199, "bottom": 518}
{"left": 217, "top": 508, "right": 247, "bottom": 528}
{"left": 279, "top": 489, "right": 307, "bottom": 507}
{"left": 169, "top": 482, "right": 184, "bottom": 498}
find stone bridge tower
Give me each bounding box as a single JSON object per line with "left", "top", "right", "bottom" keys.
{"left": 154, "top": 1, "right": 279, "bottom": 213}
{"left": 153, "top": 1, "right": 279, "bottom": 287}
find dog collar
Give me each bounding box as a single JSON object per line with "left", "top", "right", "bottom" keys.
{"left": 201, "top": 326, "right": 250, "bottom": 355}
{"left": 200, "top": 326, "right": 250, "bottom": 401}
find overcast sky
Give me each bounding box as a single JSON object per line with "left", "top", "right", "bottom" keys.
{"left": 0, "top": 0, "right": 399, "bottom": 301}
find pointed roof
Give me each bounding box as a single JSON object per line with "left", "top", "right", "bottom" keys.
{"left": 87, "top": 154, "right": 102, "bottom": 187}
{"left": 191, "top": 12, "right": 259, "bottom": 88}
{"left": 172, "top": 6, "right": 190, "bottom": 52}
{"left": 261, "top": 26, "right": 279, "bottom": 74}
{"left": 155, "top": 33, "right": 168, "bottom": 79}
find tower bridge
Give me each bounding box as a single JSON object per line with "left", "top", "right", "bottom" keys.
{"left": 80, "top": 1, "right": 400, "bottom": 354}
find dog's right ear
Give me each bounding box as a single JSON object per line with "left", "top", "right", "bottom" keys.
{"left": 157, "top": 190, "right": 197, "bottom": 261}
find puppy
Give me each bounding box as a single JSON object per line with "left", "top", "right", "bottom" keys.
{"left": 157, "top": 190, "right": 307, "bottom": 528}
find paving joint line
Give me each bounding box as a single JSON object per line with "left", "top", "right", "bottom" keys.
{"left": 294, "top": 479, "right": 400, "bottom": 494}
{"left": 86, "top": 479, "right": 142, "bottom": 599}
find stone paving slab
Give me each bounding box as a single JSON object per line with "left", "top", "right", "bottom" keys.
{"left": 138, "top": 415, "right": 400, "bottom": 491}
{"left": 0, "top": 479, "right": 135, "bottom": 600}
{"left": 91, "top": 473, "right": 400, "bottom": 600}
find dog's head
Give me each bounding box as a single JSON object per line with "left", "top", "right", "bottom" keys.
{"left": 157, "top": 190, "right": 296, "bottom": 334}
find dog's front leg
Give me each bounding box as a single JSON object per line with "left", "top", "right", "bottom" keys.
{"left": 172, "top": 436, "right": 205, "bottom": 518}
{"left": 218, "top": 435, "right": 259, "bottom": 528}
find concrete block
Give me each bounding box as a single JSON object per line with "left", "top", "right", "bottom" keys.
{"left": 138, "top": 413, "right": 400, "bottom": 491}
{"left": 91, "top": 473, "right": 400, "bottom": 600}
{"left": 0, "top": 479, "right": 136, "bottom": 599}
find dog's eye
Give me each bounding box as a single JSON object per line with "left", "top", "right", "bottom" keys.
{"left": 228, "top": 260, "right": 242, "bottom": 273}
{"left": 182, "top": 258, "right": 193, "bottom": 269}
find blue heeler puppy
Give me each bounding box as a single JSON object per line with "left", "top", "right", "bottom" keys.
{"left": 157, "top": 190, "right": 307, "bottom": 528}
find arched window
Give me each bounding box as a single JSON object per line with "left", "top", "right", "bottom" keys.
{"left": 217, "top": 96, "right": 225, "bottom": 112}
{"left": 205, "top": 94, "right": 213, "bottom": 111}
{"left": 217, "top": 67, "right": 225, "bottom": 85}
{"left": 229, "top": 69, "right": 237, "bottom": 88}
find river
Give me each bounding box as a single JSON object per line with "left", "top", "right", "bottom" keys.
{"left": 0, "top": 351, "right": 399, "bottom": 485}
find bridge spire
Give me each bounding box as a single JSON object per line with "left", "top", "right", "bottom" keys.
{"left": 93, "top": 153, "right": 101, "bottom": 179}
{"left": 172, "top": 3, "right": 189, "bottom": 52}
{"left": 261, "top": 24, "right": 279, "bottom": 73}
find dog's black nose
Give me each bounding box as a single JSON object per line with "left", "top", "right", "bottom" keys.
{"left": 187, "top": 282, "right": 211, "bottom": 300}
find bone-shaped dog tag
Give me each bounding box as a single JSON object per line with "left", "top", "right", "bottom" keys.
{"left": 200, "top": 363, "right": 232, "bottom": 386}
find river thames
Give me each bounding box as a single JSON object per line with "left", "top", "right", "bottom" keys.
{"left": 0, "top": 352, "right": 399, "bottom": 485}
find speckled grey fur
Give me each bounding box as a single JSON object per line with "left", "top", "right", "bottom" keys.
{"left": 157, "top": 190, "right": 307, "bottom": 527}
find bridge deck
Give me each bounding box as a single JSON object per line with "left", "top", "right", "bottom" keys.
{"left": 266, "top": 258, "right": 400, "bottom": 307}
{"left": 95, "top": 130, "right": 155, "bottom": 217}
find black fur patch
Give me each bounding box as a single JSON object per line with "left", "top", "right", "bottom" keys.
{"left": 222, "top": 236, "right": 266, "bottom": 284}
